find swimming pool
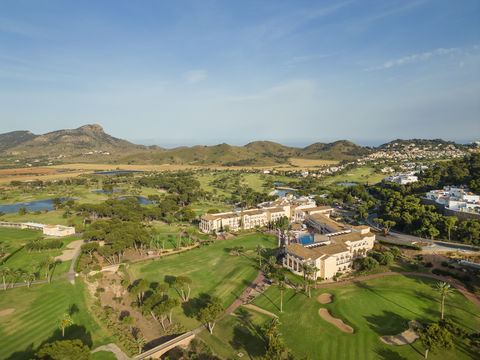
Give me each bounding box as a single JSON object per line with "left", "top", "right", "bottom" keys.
{"left": 299, "top": 234, "right": 314, "bottom": 245}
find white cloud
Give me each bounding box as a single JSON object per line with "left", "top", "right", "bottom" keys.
{"left": 184, "top": 69, "right": 208, "bottom": 84}
{"left": 366, "top": 47, "right": 459, "bottom": 71}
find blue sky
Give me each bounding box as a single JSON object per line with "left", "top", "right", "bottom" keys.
{"left": 0, "top": 0, "right": 479, "bottom": 147}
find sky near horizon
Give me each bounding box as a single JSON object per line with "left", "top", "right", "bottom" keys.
{"left": 0, "top": 0, "right": 479, "bottom": 148}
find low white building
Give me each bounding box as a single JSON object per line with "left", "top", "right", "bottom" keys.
{"left": 425, "top": 186, "right": 480, "bottom": 213}
{"left": 43, "top": 225, "right": 76, "bottom": 237}
{"left": 384, "top": 173, "right": 418, "bottom": 185}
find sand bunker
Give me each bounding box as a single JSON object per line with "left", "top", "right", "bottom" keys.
{"left": 318, "top": 308, "right": 354, "bottom": 333}
{"left": 318, "top": 293, "right": 333, "bottom": 304}
{"left": 55, "top": 240, "right": 83, "bottom": 262}
{"left": 0, "top": 308, "right": 15, "bottom": 317}
{"left": 381, "top": 321, "right": 422, "bottom": 345}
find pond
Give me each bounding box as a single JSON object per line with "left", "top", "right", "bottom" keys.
{"left": 274, "top": 189, "right": 298, "bottom": 197}
{"left": 273, "top": 182, "right": 285, "bottom": 186}
{"left": 91, "top": 189, "right": 123, "bottom": 194}
{"left": 118, "top": 196, "right": 155, "bottom": 204}
{"left": 92, "top": 170, "right": 144, "bottom": 175}
{"left": 337, "top": 182, "right": 358, "bottom": 186}
{"left": 0, "top": 198, "right": 67, "bottom": 214}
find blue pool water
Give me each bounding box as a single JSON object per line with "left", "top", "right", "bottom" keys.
{"left": 299, "top": 234, "right": 314, "bottom": 245}
{"left": 0, "top": 198, "right": 67, "bottom": 214}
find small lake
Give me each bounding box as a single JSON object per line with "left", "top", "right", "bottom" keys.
{"left": 274, "top": 189, "right": 298, "bottom": 197}
{"left": 273, "top": 182, "right": 285, "bottom": 186}
{"left": 92, "top": 170, "right": 144, "bottom": 175}
{"left": 337, "top": 182, "right": 358, "bottom": 186}
{"left": 91, "top": 189, "right": 123, "bottom": 194}
{"left": 0, "top": 198, "right": 67, "bottom": 214}
{"left": 118, "top": 196, "right": 155, "bottom": 204}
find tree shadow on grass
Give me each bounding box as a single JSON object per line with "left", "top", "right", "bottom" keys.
{"left": 182, "top": 293, "right": 212, "bottom": 318}
{"left": 228, "top": 308, "right": 266, "bottom": 359}
{"left": 354, "top": 282, "right": 423, "bottom": 318}
{"left": 373, "top": 348, "right": 409, "bottom": 360}
{"left": 364, "top": 311, "right": 408, "bottom": 336}
{"left": 257, "top": 291, "right": 279, "bottom": 311}
{"left": 7, "top": 325, "right": 92, "bottom": 360}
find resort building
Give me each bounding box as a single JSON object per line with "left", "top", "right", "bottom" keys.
{"left": 199, "top": 196, "right": 318, "bottom": 233}
{"left": 283, "top": 216, "right": 375, "bottom": 279}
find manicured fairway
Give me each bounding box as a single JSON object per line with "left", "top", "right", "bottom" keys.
{"left": 253, "top": 275, "right": 480, "bottom": 360}
{"left": 0, "top": 278, "right": 112, "bottom": 360}
{"left": 2, "top": 234, "right": 79, "bottom": 279}
{"left": 0, "top": 227, "right": 41, "bottom": 253}
{"left": 323, "top": 166, "right": 385, "bottom": 185}
{"left": 198, "top": 308, "right": 271, "bottom": 359}
{"left": 130, "top": 233, "right": 277, "bottom": 330}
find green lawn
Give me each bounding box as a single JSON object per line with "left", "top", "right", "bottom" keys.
{"left": 0, "top": 227, "right": 41, "bottom": 254}
{"left": 92, "top": 351, "right": 117, "bottom": 360}
{"left": 252, "top": 275, "right": 480, "bottom": 360}
{"left": 323, "top": 166, "right": 385, "bottom": 185}
{"left": 0, "top": 278, "right": 112, "bottom": 360}
{"left": 2, "top": 234, "right": 79, "bottom": 279}
{"left": 130, "top": 233, "right": 277, "bottom": 330}
{"left": 198, "top": 308, "right": 271, "bottom": 359}
{"left": 2, "top": 210, "right": 83, "bottom": 227}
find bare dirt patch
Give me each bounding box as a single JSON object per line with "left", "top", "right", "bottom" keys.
{"left": 380, "top": 320, "right": 422, "bottom": 345}
{"left": 318, "top": 308, "right": 354, "bottom": 333}
{"left": 318, "top": 293, "right": 333, "bottom": 304}
{"left": 0, "top": 308, "right": 15, "bottom": 317}
{"left": 55, "top": 240, "right": 83, "bottom": 262}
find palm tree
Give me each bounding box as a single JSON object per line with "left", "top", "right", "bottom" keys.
{"left": 42, "top": 257, "right": 55, "bottom": 283}
{"left": 0, "top": 267, "right": 11, "bottom": 291}
{"left": 9, "top": 269, "right": 21, "bottom": 289}
{"left": 278, "top": 280, "right": 286, "bottom": 313}
{"left": 58, "top": 313, "right": 74, "bottom": 337}
{"left": 436, "top": 281, "right": 452, "bottom": 320}
{"left": 135, "top": 336, "right": 146, "bottom": 354}
{"left": 24, "top": 271, "right": 36, "bottom": 288}
{"left": 268, "top": 256, "right": 277, "bottom": 267}
{"left": 256, "top": 244, "right": 264, "bottom": 268}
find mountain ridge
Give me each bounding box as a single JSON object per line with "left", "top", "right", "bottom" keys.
{"left": 0, "top": 124, "right": 474, "bottom": 166}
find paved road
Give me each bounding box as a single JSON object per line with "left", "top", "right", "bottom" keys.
{"left": 313, "top": 272, "right": 480, "bottom": 308}
{"left": 367, "top": 213, "right": 480, "bottom": 253}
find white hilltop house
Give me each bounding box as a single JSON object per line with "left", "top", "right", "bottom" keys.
{"left": 426, "top": 186, "right": 480, "bottom": 214}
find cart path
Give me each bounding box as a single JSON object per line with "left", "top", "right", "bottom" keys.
{"left": 313, "top": 272, "right": 480, "bottom": 308}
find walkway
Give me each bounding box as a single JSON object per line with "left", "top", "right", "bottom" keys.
{"left": 92, "top": 344, "right": 130, "bottom": 360}
{"left": 313, "top": 272, "right": 480, "bottom": 308}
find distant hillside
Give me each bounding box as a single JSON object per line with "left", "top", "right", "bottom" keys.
{"left": 301, "top": 140, "right": 371, "bottom": 160}
{"left": 2, "top": 124, "right": 155, "bottom": 159}
{"left": 118, "top": 140, "right": 371, "bottom": 166}
{"left": 378, "top": 139, "right": 470, "bottom": 151}
{"left": 0, "top": 131, "right": 37, "bottom": 151}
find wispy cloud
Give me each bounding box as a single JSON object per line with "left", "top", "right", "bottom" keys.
{"left": 226, "top": 79, "right": 316, "bottom": 102}
{"left": 366, "top": 47, "right": 459, "bottom": 71}
{"left": 184, "top": 69, "right": 208, "bottom": 84}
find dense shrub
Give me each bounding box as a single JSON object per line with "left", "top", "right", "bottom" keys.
{"left": 25, "top": 239, "right": 63, "bottom": 252}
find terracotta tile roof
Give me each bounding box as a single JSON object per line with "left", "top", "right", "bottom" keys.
{"left": 334, "top": 232, "right": 374, "bottom": 243}
{"left": 307, "top": 214, "right": 344, "bottom": 232}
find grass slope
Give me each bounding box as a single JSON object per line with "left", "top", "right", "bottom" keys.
{"left": 0, "top": 278, "right": 112, "bottom": 360}
{"left": 252, "top": 275, "right": 480, "bottom": 360}
{"left": 130, "top": 233, "right": 277, "bottom": 330}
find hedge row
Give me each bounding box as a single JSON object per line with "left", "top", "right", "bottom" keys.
{"left": 25, "top": 239, "right": 63, "bottom": 252}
